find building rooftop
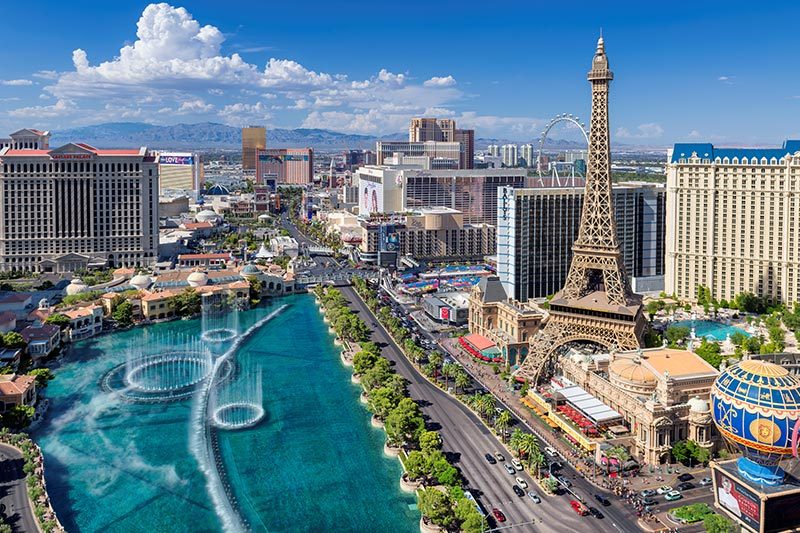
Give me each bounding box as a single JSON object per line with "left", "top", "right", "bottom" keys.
{"left": 0, "top": 311, "right": 16, "bottom": 326}
{"left": 616, "top": 347, "right": 718, "bottom": 380}
{"left": 0, "top": 374, "right": 35, "bottom": 396}
{"left": 21, "top": 324, "right": 60, "bottom": 341}
{"left": 670, "top": 140, "right": 800, "bottom": 163}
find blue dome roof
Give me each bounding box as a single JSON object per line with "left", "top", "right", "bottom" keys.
{"left": 205, "top": 184, "right": 230, "bottom": 195}
{"left": 241, "top": 264, "right": 260, "bottom": 275}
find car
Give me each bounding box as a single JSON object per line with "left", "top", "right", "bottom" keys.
{"left": 515, "top": 477, "right": 528, "bottom": 489}
{"left": 491, "top": 508, "right": 506, "bottom": 523}
{"left": 656, "top": 485, "right": 673, "bottom": 495}
{"left": 545, "top": 446, "right": 559, "bottom": 458}
{"left": 664, "top": 490, "right": 683, "bottom": 501}
{"left": 512, "top": 458, "right": 523, "bottom": 470}
{"left": 594, "top": 494, "right": 610, "bottom": 506}
{"left": 677, "top": 482, "right": 694, "bottom": 491}
{"left": 639, "top": 489, "right": 657, "bottom": 498}
{"left": 570, "top": 500, "right": 588, "bottom": 516}
{"left": 512, "top": 484, "right": 525, "bottom": 497}
{"left": 640, "top": 498, "right": 658, "bottom": 507}
{"left": 588, "top": 506, "right": 604, "bottom": 519}
{"left": 484, "top": 453, "right": 497, "bottom": 465}
{"left": 527, "top": 491, "right": 541, "bottom": 504}
{"left": 699, "top": 477, "right": 712, "bottom": 486}
{"left": 504, "top": 464, "right": 516, "bottom": 475}
{"left": 494, "top": 452, "right": 505, "bottom": 461}
{"left": 677, "top": 473, "right": 694, "bottom": 482}
{"left": 549, "top": 461, "right": 562, "bottom": 470}
{"left": 556, "top": 475, "right": 572, "bottom": 487}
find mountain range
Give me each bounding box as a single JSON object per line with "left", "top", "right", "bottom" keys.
{"left": 49, "top": 122, "right": 591, "bottom": 152}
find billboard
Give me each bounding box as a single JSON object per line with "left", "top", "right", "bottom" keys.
{"left": 714, "top": 469, "right": 761, "bottom": 531}
{"left": 439, "top": 307, "right": 450, "bottom": 321}
{"left": 284, "top": 154, "right": 309, "bottom": 161}
{"left": 160, "top": 154, "right": 193, "bottom": 165}
{"left": 379, "top": 224, "right": 399, "bottom": 252}
{"left": 359, "top": 178, "right": 383, "bottom": 214}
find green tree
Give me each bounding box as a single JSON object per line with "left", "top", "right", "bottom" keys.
{"left": 2, "top": 332, "right": 25, "bottom": 349}
{"left": 247, "top": 276, "right": 263, "bottom": 302}
{"left": 385, "top": 397, "right": 425, "bottom": 447}
{"left": 172, "top": 288, "right": 201, "bottom": 317}
{"left": 419, "top": 430, "right": 443, "bottom": 455}
{"left": 495, "top": 410, "right": 512, "bottom": 442}
{"left": 454, "top": 368, "right": 470, "bottom": 393}
{"left": 509, "top": 428, "right": 526, "bottom": 458}
{"left": 352, "top": 350, "right": 379, "bottom": 375}
{"left": 112, "top": 300, "right": 134, "bottom": 327}
{"left": 2, "top": 404, "right": 34, "bottom": 429}
{"left": 404, "top": 450, "right": 427, "bottom": 481}
{"left": 455, "top": 498, "right": 486, "bottom": 533}
{"left": 672, "top": 440, "right": 691, "bottom": 464}
{"left": 44, "top": 313, "right": 71, "bottom": 328}
{"left": 734, "top": 292, "right": 766, "bottom": 314}
{"left": 428, "top": 350, "right": 444, "bottom": 369}
{"left": 28, "top": 368, "right": 54, "bottom": 388}
{"left": 367, "top": 386, "right": 400, "bottom": 420}
{"left": 441, "top": 362, "right": 457, "bottom": 390}
{"left": 418, "top": 488, "right": 456, "bottom": 529}
{"left": 361, "top": 357, "right": 392, "bottom": 391}
{"left": 695, "top": 339, "right": 723, "bottom": 368}
{"left": 703, "top": 513, "right": 735, "bottom": 533}
{"left": 665, "top": 325, "right": 690, "bottom": 347}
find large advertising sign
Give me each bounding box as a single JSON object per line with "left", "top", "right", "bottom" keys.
{"left": 359, "top": 178, "right": 383, "bottom": 214}
{"left": 714, "top": 469, "right": 761, "bottom": 531}
{"left": 380, "top": 224, "right": 399, "bottom": 252}
{"left": 160, "top": 154, "right": 193, "bottom": 165}
{"left": 284, "top": 154, "right": 309, "bottom": 161}
{"left": 439, "top": 307, "right": 450, "bottom": 322}
{"left": 763, "top": 489, "right": 800, "bottom": 532}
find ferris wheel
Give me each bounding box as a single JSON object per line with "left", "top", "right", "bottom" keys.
{"left": 537, "top": 113, "right": 590, "bottom": 185}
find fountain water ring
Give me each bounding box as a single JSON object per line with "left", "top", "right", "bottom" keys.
{"left": 201, "top": 328, "right": 238, "bottom": 344}
{"left": 125, "top": 350, "right": 213, "bottom": 392}
{"left": 211, "top": 402, "right": 265, "bottom": 430}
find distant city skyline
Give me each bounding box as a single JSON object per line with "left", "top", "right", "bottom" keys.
{"left": 0, "top": 1, "right": 798, "bottom": 144}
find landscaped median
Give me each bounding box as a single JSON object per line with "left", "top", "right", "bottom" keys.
{"left": 314, "top": 285, "right": 487, "bottom": 533}
{"left": 0, "top": 429, "right": 65, "bottom": 533}
{"left": 666, "top": 502, "right": 734, "bottom": 531}
{"left": 351, "top": 279, "right": 555, "bottom": 495}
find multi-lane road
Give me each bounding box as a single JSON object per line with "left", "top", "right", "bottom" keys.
{"left": 0, "top": 443, "right": 38, "bottom": 533}
{"left": 341, "top": 286, "right": 637, "bottom": 532}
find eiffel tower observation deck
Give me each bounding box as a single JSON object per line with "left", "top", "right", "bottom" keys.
{"left": 515, "top": 37, "right": 646, "bottom": 383}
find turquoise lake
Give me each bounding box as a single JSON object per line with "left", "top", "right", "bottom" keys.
{"left": 33, "top": 294, "right": 419, "bottom": 532}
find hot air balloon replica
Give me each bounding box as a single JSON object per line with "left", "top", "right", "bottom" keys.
{"left": 711, "top": 358, "right": 800, "bottom": 486}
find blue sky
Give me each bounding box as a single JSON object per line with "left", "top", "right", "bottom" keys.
{"left": 0, "top": 1, "right": 798, "bottom": 144}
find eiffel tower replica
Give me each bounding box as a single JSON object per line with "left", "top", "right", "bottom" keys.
{"left": 515, "top": 36, "right": 646, "bottom": 383}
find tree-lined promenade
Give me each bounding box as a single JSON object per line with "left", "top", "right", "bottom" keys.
{"left": 314, "top": 284, "right": 487, "bottom": 532}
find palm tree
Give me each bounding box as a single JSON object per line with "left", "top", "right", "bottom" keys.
{"left": 468, "top": 392, "right": 483, "bottom": 413}
{"left": 522, "top": 434, "right": 544, "bottom": 473}
{"left": 428, "top": 350, "right": 444, "bottom": 369}
{"left": 495, "top": 410, "right": 512, "bottom": 442}
{"left": 480, "top": 394, "right": 497, "bottom": 422}
{"left": 454, "top": 368, "right": 470, "bottom": 393}
{"left": 441, "top": 362, "right": 456, "bottom": 389}
{"left": 509, "top": 429, "right": 526, "bottom": 458}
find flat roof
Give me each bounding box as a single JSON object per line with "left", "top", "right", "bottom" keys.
{"left": 553, "top": 383, "right": 623, "bottom": 424}
{"left": 462, "top": 333, "right": 496, "bottom": 351}
{"left": 634, "top": 347, "right": 718, "bottom": 378}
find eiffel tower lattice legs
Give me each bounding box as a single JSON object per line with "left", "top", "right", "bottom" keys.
{"left": 514, "top": 312, "right": 644, "bottom": 384}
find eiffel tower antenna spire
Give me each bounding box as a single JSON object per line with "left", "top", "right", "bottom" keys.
{"left": 514, "top": 37, "right": 646, "bottom": 384}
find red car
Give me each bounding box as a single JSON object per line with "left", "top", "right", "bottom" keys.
{"left": 491, "top": 508, "right": 506, "bottom": 523}
{"left": 570, "top": 500, "right": 589, "bottom": 516}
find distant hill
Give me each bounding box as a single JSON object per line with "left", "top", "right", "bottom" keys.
{"left": 50, "top": 122, "right": 405, "bottom": 151}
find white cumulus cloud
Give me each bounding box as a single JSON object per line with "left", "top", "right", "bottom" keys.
{"left": 1, "top": 79, "right": 33, "bottom": 86}
{"left": 423, "top": 76, "right": 456, "bottom": 88}
{"left": 177, "top": 98, "right": 214, "bottom": 114}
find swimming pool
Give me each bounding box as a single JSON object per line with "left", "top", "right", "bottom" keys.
{"left": 672, "top": 319, "right": 750, "bottom": 342}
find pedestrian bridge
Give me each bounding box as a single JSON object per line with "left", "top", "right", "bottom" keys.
{"left": 307, "top": 245, "right": 334, "bottom": 256}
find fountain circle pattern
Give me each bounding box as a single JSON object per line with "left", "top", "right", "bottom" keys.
{"left": 126, "top": 350, "right": 213, "bottom": 392}
{"left": 212, "top": 402, "right": 265, "bottom": 430}
{"left": 201, "top": 328, "right": 238, "bottom": 344}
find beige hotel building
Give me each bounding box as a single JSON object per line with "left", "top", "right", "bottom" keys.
{"left": 665, "top": 140, "right": 800, "bottom": 305}
{"left": 0, "top": 132, "right": 159, "bottom": 273}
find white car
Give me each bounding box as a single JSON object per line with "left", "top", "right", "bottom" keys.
{"left": 656, "top": 485, "right": 673, "bottom": 495}
{"left": 544, "top": 446, "right": 559, "bottom": 458}
{"left": 512, "top": 458, "right": 523, "bottom": 470}
{"left": 515, "top": 477, "right": 528, "bottom": 489}
{"left": 494, "top": 452, "right": 505, "bottom": 462}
